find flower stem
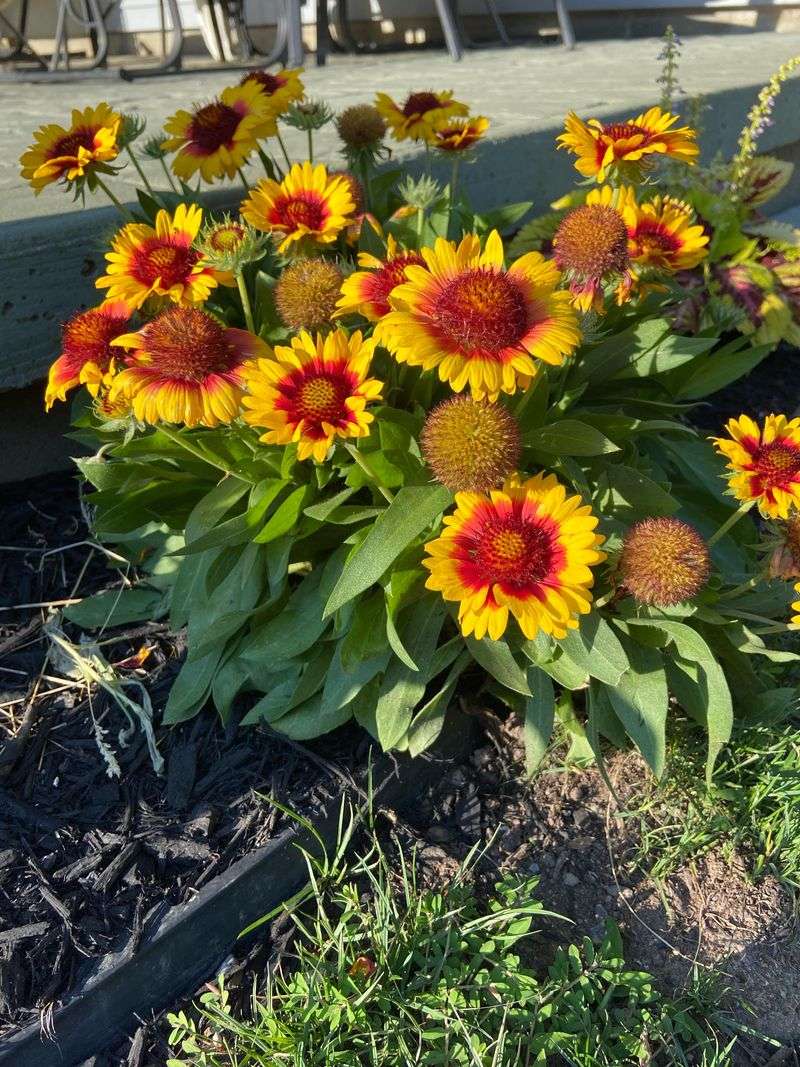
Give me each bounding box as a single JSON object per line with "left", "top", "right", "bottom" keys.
{"left": 343, "top": 443, "right": 394, "bottom": 503}
{"left": 707, "top": 500, "right": 755, "bottom": 547}
{"left": 276, "top": 129, "right": 292, "bottom": 170}
{"left": 360, "top": 156, "right": 371, "bottom": 213}
{"left": 94, "top": 176, "right": 134, "bottom": 222}
{"left": 237, "top": 167, "right": 251, "bottom": 198}
{"left": 450, "top": 157, "right": 460, "bottom": 203}
{"left": 158, "top": 424, "right": 248, "bottom": 481}
{"left": 236, "top": 270, "right": 256, "bottom": 333}
{"left": 126, "top": 146, "right": 155, "bottom": 195}
{"left": 307, "top": 128, "right": 314, "bottom": 164}
{"left": 159, "top": 156, "right": 178, "bottom": 192}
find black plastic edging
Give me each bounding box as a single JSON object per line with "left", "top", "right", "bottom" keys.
{"left": 0, "top": 718, "right": 472, "bottom": 1067}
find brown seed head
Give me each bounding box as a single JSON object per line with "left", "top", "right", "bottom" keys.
{"left": 336, "top": 104, "right": 386, "bottom": 150}
{"left": 619, "top": 517, "right": 710, "bottom": 606}
{"left": 275, "top": 258, "right": 344, "bottom": 331}
{"left": 421, "top": 396, "right": 521, "bottom": 493}
{"left": 554, "top": 203, "right": 630, "bottom": 280}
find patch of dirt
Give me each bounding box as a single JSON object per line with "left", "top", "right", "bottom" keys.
{"left": 405, "top": 714, "right": 800, "bottom": 1057}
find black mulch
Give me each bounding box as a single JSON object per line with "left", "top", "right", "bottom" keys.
{"left": 0, "top": 472, "right": 368, "bottom": 1050}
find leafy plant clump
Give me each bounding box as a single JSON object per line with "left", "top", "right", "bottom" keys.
{"left": 26, "top": 61, "right": 800, "bottom": 778}
{"left": 166, "top": 829, "right": 741, "bottom": 1066}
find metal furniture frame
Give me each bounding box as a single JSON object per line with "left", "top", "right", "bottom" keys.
{"left": 317, "top": 0, "right": 574, "bottom": 64}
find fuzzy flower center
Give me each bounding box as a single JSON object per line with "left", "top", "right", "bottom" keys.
{"left": 139, "top": 308, "right": 238, "bottom": 381}
{"left": 601, "top": 122, "right": 647, "bottom": 142}
{"left": 555, "top": 204, "right": 630, "bottom": 280}
{"left": 632, "top": 220, "right": 682, "bottom": 258}
{"left": 472, "top": 515, "right": 557, "bottom": 589}
{"left": 189, "top": 102, "right": 241, "bottom": 153}
{"left": 620, "top": 517, "right": 709, "bottom": 606}
{"left": 62, "top": 309, "right": 125, "bottom": 370}
{"left": 298, "top": 375, "right": 341, "bottom": 419}
{"left": 435, "top": 268, "right": 528, "bottom": 356}
{"left": 403, "top": 92, "right": 441, "bottom": 117}
{"left": 421, "top": 396, "right": 520, "bottom": 493}
{"left": 131, "top": 239, "right": 201, "bottom": 289}
{"left": 244, "top": 70, "right": 284, "bottom": 94}
{"left": 274, "top": 193, "right": 327, "bottom": 232}
{"left": 275, "top": 363, "right": 356, "bottom": 435}
{"left": 754, "top": 441, "right": 800, "bottom": 485}
{"left": 50, "top": 126, "right": 98, "bottom": 159}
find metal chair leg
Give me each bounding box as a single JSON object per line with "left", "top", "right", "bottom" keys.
{"left": 119, "top": 0, "right": 182, "bottom": 78}
{"left": 433, "top": 0, "right": 463, "bottom": 61}
{"left": 554, "top": 0, "right": 575, "bottom": 49}
{"left": 285, "top": 0, "right": 303, "bottom": 67}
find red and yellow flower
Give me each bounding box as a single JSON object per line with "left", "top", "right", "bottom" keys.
{"left": 376, "top": 230, "right": 579, "bottom": 400}
{"left": 45, "top": 300, "right": 131, "bottom": 409}
{"left": 109, "top": 306, "right": 268, "bottom": 427}
{"left": 20, "top": 103, "right": 121, "bottom": 193}
{"left": 432, "top": 115, "right": 490, "bottom": 153}
{"left": 713, "top": 414, "right": 800, "bottom": 519}
{"left": 240, "top": 66, "right": 304, "bottom": 116}
{"left": 623, "top": 195, "right": 709, "bottom": 273}
{"left": 337, "top": 235, "right": 425, "bottom": 321}
{"left": 241, "top": 162, "right": 356, "bottom": 253}
{"left": 557, "top": 106, "right": 698, "bottom": 183}
{"left": 162, "top": 83, "right": 275, "bottom": 183}
{"left": 374, "top": 90, "right": 468, "bottom": 143}
{"left": 242, "top": 329, "right": 382, "bottom": 462}
{"left": 96, "top": 203, "right": 225, "bottom": 309}
{"left": 423, "top": 473, "right": 606, "bottom": 641}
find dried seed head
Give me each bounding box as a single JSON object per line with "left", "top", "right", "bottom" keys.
{"left": 554, "top": 203, "right": 630, "bottom": 280}
{"left": 274, "top": 257, "right": 344, "bottom": 331}
{"left": 337, "top": 104, "right": 386, "bottom": 150}
{"left": 421, "top": 395, "right": 521, "bottom": 493}
{"left": 619, "top": 517, "right": 710, "bottom": 606}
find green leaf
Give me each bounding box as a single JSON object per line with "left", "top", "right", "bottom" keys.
{"left": 374, "top": 595, "right": 446, "bottom": 750}
{"left": 606, "top": 636, "right": 668, "bottom": 778}
{"left": 523, "top": 668, "right": 555, "bottom": 775}
{"left": 271, "top": 693, "right": 353, "bottom": 741}
{"left": 323, "top": 485, "right": 452, "bottom": 617}
{"left": 466, "top": 637, "right": 531, "bottom": 696}
{"left": 614, "top": 333, "right": 717, "bottom": 379}
{"left": 178, "top": 479, "right": 287, "bottom": 554}
{"left": 64, "top": 586, "right": 166, "bottom": 629}
{"left": 254, "top": 484, "right": 314, "bottom": 543}
{"left": 598, "top": 463, "right": 679, "bottom": 518}
{"left": 524, "top": 419, "right": 620, "bottom": 457}
{"left": 164, "top": 648, "right": 221, "bottom": 724}
{"left": 672, "top": 340, "right": 773, "bottom": 400}
{"left": 407, "top": 651, "right": 471, "bottom": 758}
{"left": 556, "top": 615, "right": 629, "bottom": 687}
{"left": 570, "top": 319, "right": 669, "bottom": 385}
{"left": 629, "top": 619, "right": 733, "bottom": 783}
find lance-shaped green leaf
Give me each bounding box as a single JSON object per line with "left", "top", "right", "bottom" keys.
{"left": 524, "top": 419, "right": 620, "bottom": 457}
{"left": 607, "top": 636, "right": 669, "bottom": 778}
{"left": 466, "top": 636, "right": 531, "bottom": 696}
{"left": 523, "top": 667, "right": 555, "bottom": 775}
{"left": 557, "top": 615, "right": 629, "bottom": 687}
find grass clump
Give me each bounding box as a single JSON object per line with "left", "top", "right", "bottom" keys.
{"left": 167, "top": 824, "right": 741, "bottom": 1066}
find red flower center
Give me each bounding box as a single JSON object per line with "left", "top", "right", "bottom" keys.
{"left": 49, "top": 126, "right": 97, "bottom": 159}
{"left": 131, "top": 239, "right": 202, "bottom": 290}
{"left": 62, "top": 308, "right": 127, "bottom": 373}
{"left": 403, "top": 92, "right": 441, "bottom": 118}
{"left": 632, "top": 220, "right": 682, "bottom": 259}
{"left": 455, "top": 506, "right": 566, "bottom": 598}
{"left": 274, "top": 193, "right": 327, "bottom": 232}
{"left": 753, "top": 441, "right": 800, "bottom": 488}
{"left": 366, "top": 254, "right": 424, "bottom": 315}
{"left": 434, "top": 268, "right": 528, "bottom": 357}
{"left": 188, "top": 102, "right": 242, "bottom": 154}
{"left": 277, "top": 363, "right": 356, "bottom": 437}
{"left": 601, "top": 122, "right": 648, "bottom": 143}
{"left": 244, "top": 70, "right": 285, "bottom": 94}
{"left": 139, "top": 308, "right": 239, "bottom": 381}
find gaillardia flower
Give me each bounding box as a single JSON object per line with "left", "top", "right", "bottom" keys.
{"left": 240, "top": 66, "right": 304, "bottom": 116}
{"left": 20, "top": 103, "right": 120, "bottom": 193}
{"left": 421, "top": 396, "right": 520, "bottom": 493}
{"left": 557, "top": 107, "right": 698, "bottom": 182}
{"left": 109, "top": 306, "right": 268, "bottom": 427}
{"left": 242, "top": 329, "right": 382, "bottom": 462}
{"left": 162, "top": 83, "right": 275, "bottom": 183}
{"left": 96, "top": 203, "right": 224, "bottom": 309}
{"left": 554, "top": 185, "right": 633, "bottom": 312}
{"left": 433, "top": 116, "right": 490, "bottom": 153}
{"left": 374, "top": 90, "right": 468, "bottom": 143}
{"left": 45, "top": 300, "right": 131, "bottom": 409}
{"left": 619, "top": 517, "right": 710, "bottom": 606}
{"left": 241, "top": 162, "right": 355, "bottom": 253}
{"left": 376, "top": 230, "right": 580, "bottom": 401}
{"left": 275, "top": 258, "right": 344, "bottom": 331}
{"left": 423, "top": 473, "right": 606, "bottom": 641}
{"left": 624, "top": 195, "right": 709, "bottom": 273}
{"left": 713, "top": 414, "right": 800, "bottom": 519}
{"left": 336, "top": 235, "right": 425, "bottom": 321}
